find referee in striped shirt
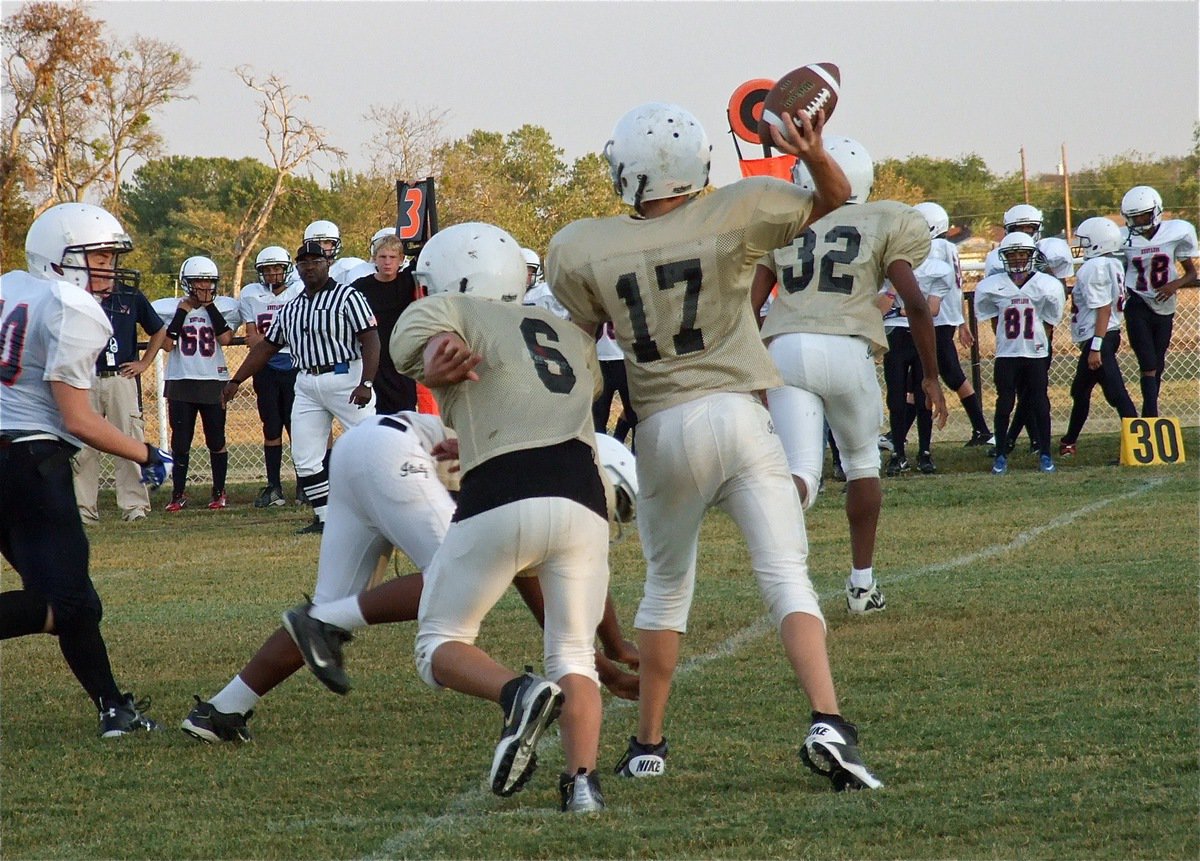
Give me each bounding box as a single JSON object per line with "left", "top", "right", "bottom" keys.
{"left": 224, "top": 239, "right": 379, "bottom": 534}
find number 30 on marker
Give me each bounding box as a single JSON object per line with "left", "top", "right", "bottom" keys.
{"left": 1120, "top": 417, "right": 1187, "bottom": 466}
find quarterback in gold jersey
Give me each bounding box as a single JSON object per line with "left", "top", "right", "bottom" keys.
{"left": 752, "top": 136, "right": 946, "bottom": 617}
{"left": 391, "top": 223, "right": 613, "bottom": 813}
{"left": 548, "top": 103, "right": 882, "bottom": 792}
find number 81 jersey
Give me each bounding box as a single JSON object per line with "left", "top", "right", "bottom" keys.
{"left": 759, "top": 200, "right": 931, "bottom": 352}
{"left": 1122, "top": 219, "right": 1198, "bottom": 316}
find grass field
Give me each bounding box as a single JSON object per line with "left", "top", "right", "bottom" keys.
{"left": 2, "top": 430, "right": 1197, "bottom": 860}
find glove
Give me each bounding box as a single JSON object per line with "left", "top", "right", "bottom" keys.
{"left": 140, "top": 444, "right": 172, "bottom": 489}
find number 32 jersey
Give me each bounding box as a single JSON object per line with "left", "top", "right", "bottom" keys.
{"left": 390, "top": 294, "right": 601, "bottom": 475}
{"left": 546, "top": 177, "right": 814, "bottom": 419}
{"left": 974, "top": 272, "right": 1065, "bottom": 359}
{"left": 1121, "top": 219, "right": 1198, "bottom": 316}
{"left": 759, "top": 200, "right": 930, "bottom": 352}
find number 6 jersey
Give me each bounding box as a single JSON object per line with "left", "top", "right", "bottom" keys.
{"left": 758, "top": 200, "right": 931, "bottom": 352}
{"left": 546, "top": 177, "right": 814, "bottom": 419}
{"left": 390, "top": 293, "right": 601, "bottom": 475}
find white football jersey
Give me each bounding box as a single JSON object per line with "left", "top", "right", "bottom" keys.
{"left": 879, "top": 256, "right": 953, "bottom": 332}
{"left": 153, "top": 295, "right": 243, "bottom": 381}
{"left": 1070, "top": 256, "right": 1125, "bottom": 344}
{"left": 1122, "top": 219, "right": 1199, "bottom": 315}
{"left": 928, "top": 236, "right": 965, "bottom": 326}
{"left": 984, "top": 237, "right": 1075, "bottom": 281}
{"left": 0, "top": 271, "right": 111, "bottom": 446}
{"left": 522, "top": 280, "right": 570, "bottom": 320}
{"left": 974, "top": 272, "right": 1065, "bottom": 359}
{"left": 239, "top": 281, "right": 303, "bottom": 362}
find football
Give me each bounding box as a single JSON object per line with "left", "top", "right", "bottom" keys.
{"left": 758, "top": 62, "right": 840, "bottom": 145}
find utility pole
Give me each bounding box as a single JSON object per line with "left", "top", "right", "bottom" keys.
{"left": 1060, "top": 143, "right": 1073, "bottom": 241}
{"left": 1020, "top": 146, "right": 1030, "bottom": 203}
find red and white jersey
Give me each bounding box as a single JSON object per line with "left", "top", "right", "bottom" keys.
{"left": 1121, "top": 219, "right": 1198, "bottom": 315}
{"left": 928, "top": 236, "right": 965, "bottom": 326}
{"left": 1070, "top": 256, "right": 1125, "bottom": 344}
{"left": 0, "top": 271, "right": 110, "bottom": 446}
{"left": 239, "top": 281, "right": 303, "bottom": 357}
{"left": 984, "top": 237, "right": 1075, "bottom": 281}
{"left": 153, "top": 296, "right": 243, "bottom": 381}
{"left": 974, "top": 271, "right": 1065, "bottom": 359}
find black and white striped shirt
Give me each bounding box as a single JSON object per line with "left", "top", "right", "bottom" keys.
{"left": 265, "top": 279, "right": 377, "bottom": 371}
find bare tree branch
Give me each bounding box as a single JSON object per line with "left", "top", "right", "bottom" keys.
{"left": 228, "top": 65, "right": 347, "bottom": 292}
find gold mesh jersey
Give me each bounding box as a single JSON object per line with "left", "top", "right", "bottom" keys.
{"left": 547, "top": 177, "right": 814, "bottom": 419}
{"left": 390, "top": 294, "right": 602, "bottom": 475}
{"left": 759, "top": 200, "right": 931, "bottom": 353}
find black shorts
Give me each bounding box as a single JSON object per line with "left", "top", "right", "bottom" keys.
{"left": 0, "top": 439, "right": 100, "bottom": 620}
{"left": 252, "top": 365, "right": 299, "bottom": 439}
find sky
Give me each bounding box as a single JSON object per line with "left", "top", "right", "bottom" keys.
{"left": 16, "top": 1, "right": 1200, "bottom": 191}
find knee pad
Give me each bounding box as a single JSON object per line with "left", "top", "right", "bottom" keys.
{"left": 756, "top": 570, "right": 824, "bottom": 630}
{"left": 53, "top": 599, "right": 103, "bottom": 636}
{"left": 544, "top": 642, "right": 600, "bottom": 687}
{"left": 414, "top": 632, "right": 452, "bottom": 689}
{"left": 795, "top": 471, "right": 819, "bottom": 510}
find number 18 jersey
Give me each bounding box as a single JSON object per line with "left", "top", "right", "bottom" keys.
{"left": 547, "top": 177, "right": 814, "bottom": 419}
{"left": 1122, "top": 219, "right": 1198, "bottom": 316}
{"left": 759, "top": 200, "right": 930, "bottom": 352}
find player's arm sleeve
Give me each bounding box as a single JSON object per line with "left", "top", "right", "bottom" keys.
{"left": 344, "top": 290, "right": 378, "bottom": 334}
{"left": 1083, "top": 269, "right": 1114, "bottom": 310}
{"left": 219, "top": 298, "right": 243, "bottom": 331}
{"left": 1177, "top": 224, "right": 1199, "bottom": 260}
{"left": 745, "top": 179, "right": 814, "bottom": 261}
{"left": 45, "top": 285, "right": 112, "bottom": 388}
{"left": 546, "top": 227, "right": 607, "bottom": 332}
{"left": 973, "top": 283, "right": 998, "bottom": 320}
{"left": 390, "top": 298, "right": 462, "bottom": 382}
{"left": 1041, "top": 282, "right": 1066, "bottom": 324}
{"left": 263, "top": 313, "right": 289, "bottom": 348}
{"left": 134, "top": 291, "right": 165, "bottom": 335}
{"left": 885, "top": 208, "right": 933, "bottom": 270}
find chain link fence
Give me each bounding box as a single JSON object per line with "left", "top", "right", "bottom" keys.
{"left": 97, "top": 286, "right": 1198, "bottom": 488}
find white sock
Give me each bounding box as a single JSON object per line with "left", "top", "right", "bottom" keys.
{"left": 208, "top": 675, "right": 260, "bottom": 716}
{"left": 310, "top": 595, "right": 368, "bottom": 631}
{"left": 850, "top": 566, "right": 874, "bottom": 590}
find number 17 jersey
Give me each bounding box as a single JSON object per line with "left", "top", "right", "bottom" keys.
{"left": 547, "top": 177, "right": 814, "bottom": 419}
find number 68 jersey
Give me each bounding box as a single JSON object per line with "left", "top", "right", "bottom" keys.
{"left": 974, "top": 272, "right": 1065, "bottom": 359}
{"left": 759, "top": 200, "right": 931, "bottom": 352}
{"left": 151, "top": 296, "right": 242, "bottom": 381}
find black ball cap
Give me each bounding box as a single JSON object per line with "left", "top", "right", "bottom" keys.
{"left": 296, "top": 239, "right": 330, "bottom": 260}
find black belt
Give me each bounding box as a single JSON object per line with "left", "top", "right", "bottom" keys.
{"left": 380, "top": 417, "right": 409, "bottom": 433}
{"left": 305, "top": 364, "right": 337, "bottom": 375}
{"left": 96, "top": 370, "right": 121, "bottom": 378}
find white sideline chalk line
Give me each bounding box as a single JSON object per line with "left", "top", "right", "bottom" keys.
{"left": 361, "top": 475, "right": 1167, "bottom": 858}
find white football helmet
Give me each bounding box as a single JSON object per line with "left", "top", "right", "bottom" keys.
{"left": 1121, "top": 185, "right": 1163, "bottom": 236}
{"left": 255, "top": 245, "right": 294, "bottom": 285}
{"left": 998, "top": 232, "right": 1037, "bottom": 275}
{"left": 595, "top": 433, "right": 638, "bottom": 525}
{"left": 914, "top": 202, "right": 950, "bottom": 239}
{"left": 522, "top": 248, "right": 542, "bottom": 284}
{"left": 370, "top": 227, "right": 397, "bottom": 255}
{"left": 304, "top": 219, "right": 342, "bottom": 257}
{"left": 1003, "top": 204, "right": 1043, "bottom": 240}
{"left": 792, "top": 136, "right": 873, "bottom": 204}
{"left": 413, "top": 222, "right": 525, "bottom": 303}
{"left": 179, "top": 255, "right": 220, "bottom": 301}
{"left": 604, "top": 103, "right": 711, "bottom": 209}
{"left": 1073, "top": 217, "right": 1123, "bottom": 259}
{"left": 329, "top": 257, "right": 367, "bottom": 285}
{"left": 25, "top": 202, "right": 137, "bottom": 291}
